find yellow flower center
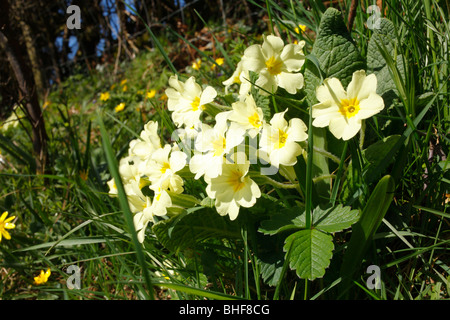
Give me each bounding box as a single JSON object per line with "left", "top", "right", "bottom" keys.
{"left": 277, "top": 129, "right": 288, "bottom": 149}
{"left": 339, "top": 98, "right": 360, "bottom": 118}
{"left": 212, "top": 137, "right": 226, "bottom": 157}
{"left": 191, "top": 96, "right": 201, "bottom": 111}
{"left": 248, "top": 112, "right": 262, "bottom": 128}
{"left": 160, "top": 162, "right": 171, "bottom": 174}
{"left": 234, "top": 75, "right": 241, "bottom": 84}
{"left": 227, "top": 169, "right": 246, "bottom": 192}
{"left": 265, "top": 56, "right": 283, "bottom": 75}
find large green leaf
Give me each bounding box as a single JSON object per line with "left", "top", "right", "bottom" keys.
{"left": 312, "top": 204, "right": 360, "bottom": 233}
{"left": 304, "top": 7, "right": 366, "bottom": 104}
{"left": 284, "top": 229, "right": 334, "bottom": 280}
{"left": 152, "top": 208, "right": 241, "bottom": 253}
{"left": 303, "top": 8, "right": 365, "bottom": 199}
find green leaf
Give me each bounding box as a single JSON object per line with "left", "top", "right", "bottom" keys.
{"left": 312, "top": 204, "right": 360, "bottom": 233}
{"left": 152, "top": 208, "right": 241, "bottom": 252}
{"left": 339, "top": 175, "right": 395, "bottom": 296}
{"left": 304, "top": 7, "right": 366, "bottom": 105}
{"left": 284, "top": 229, "right": 334, "bottom": 280}
{"left": 258, "top": 206, "right": 306, "bottom": 235}
{"left": 302, "top": 7, "right": 365, "bottom": 199}
{"left": 363, "top": 134, "right": 401, "bottom": 181}
{"left": 367, "top": 18, "right": 406, "bottom": 106}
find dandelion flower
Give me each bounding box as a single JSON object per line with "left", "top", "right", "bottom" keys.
{"left": 243, "top": 35, "right": 306, "bottom": 95}
{"left": 205, "top": 152, "right": 261, "bottom": 221}
{"left": 259, "top": 109, "right": 308, "bottom": 168}
{"left": 311, "top": 70, "right": 384, "bottom": 140}
{"left": 0, "top": 211, "right": 15, "bottom": 242}
{"left": 34, "top": 268, "right": 51, "bottom": 285}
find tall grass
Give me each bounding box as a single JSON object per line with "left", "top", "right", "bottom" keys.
{"left": 0, "top": 0, "right": 448, "bottom": 300}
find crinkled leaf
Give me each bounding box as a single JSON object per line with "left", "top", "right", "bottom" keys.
{"left": 304, "top": 7, "right": 365, "bottom": 105}
{"left": 284, "top": 229, "right": 334, "bottom": 280}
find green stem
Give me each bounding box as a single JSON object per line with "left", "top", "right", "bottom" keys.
{"left": 305, "top": 108, "right": 314, "bottom": 230}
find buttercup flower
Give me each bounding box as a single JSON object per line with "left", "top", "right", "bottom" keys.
{"left": 212, "top": 57, "right": 224, "bottom": 70}
{"left": 0, "top": 211, "right": 16, "bottom": 242}
{"left": 259, "top": 109, "right": 308, "bottom": 167}
{"left": 115, "top": 102, "right": 126, "bottom": 113}
{"left": 295, "top": 24, "right": 307, "bottom": 34}
{"left": 243, "top": 35, "right": 306, "bottom": 95}
{"left": 165, "top": 75, "right": 217, "bottom": 128}
{"left": 34, "top": 268, "right": 51, "bottom": 285}
{"left": 205, "top": 152, "right": 261, "bottom": 220}
{"left": 146, "top": 89, "right": 156, "bottom": 99}
{"left": 100, "top": 92, "right": 110, "bottom": 101}
{"left": 311, "top": 70, "right": 384, "bottom": 140}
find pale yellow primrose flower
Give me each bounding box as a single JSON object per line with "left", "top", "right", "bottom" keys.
{"left": 34, "top": 268, "right": 51, "bottom": 285}
{"left": 165, "top": 75, "right": 217, "bottom": 128}
{"left": 242, "top": 35, "right": 306, "bottom": 95}
{"left": 189, "top": 111, "right": 237, "bottom": 180}
{"left": 205, "top": 152, "right": 261, "bottom": 221}
{"left": 128, "top": 121, "right": 162, "bottom": 161}
{"left": 227, "top": 94, "right": 264, "bottom": 139}
{"left": 311, "top": 70, "right": 384, "bottom": 140}
{"left": 141, "top": 144, "right": 187, "bottom": 194}
{"left": 222, "top": 60, "right": 252, "bottom": 97}
{"left": 259, "top": 109, "right": 308, "bottom": 168}
{"left": 0, "top": 211, "right": 16, "bottom": 242}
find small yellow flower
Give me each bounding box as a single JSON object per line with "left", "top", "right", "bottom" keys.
{"left": 79, "top": 169, "right": 88, "bottom": 181}
{"left": 212, "top": 57, "right": 224, "bottom": 70}
{"left": 42, "top": 100, "right": 51, "bottom": 109}
{"left": 146, "top": 89, "right": 156, "bottom": 99}
{"left": 100, "top": 92, "right": 110, "bottom": 101}
{"left": 34, "top": 268, "right": 51, "bottom": 285}
{"left": 122, "top": 85, "right": 128, "bottom": 92}
{"left": 120, "top": 79, "right": 128, "bottom": 86}
{"left": 115, "top": 102, "right": 126, "bottom": 113}
{"left": 295, "top": 24, "right": 307, "bottom": 34}
{"left": 0, "top": 211, "right": 16, "bottom": 242}
{"left": 192, "top": 58, "right": 201, "bottom": 70}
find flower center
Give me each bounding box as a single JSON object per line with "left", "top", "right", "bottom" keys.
{"left": 160, "top": 162, "right": 171, "bottom": 174}
{"left": 191, "top": 96, "right": 201, "bottom": 111}
{"left": 339, "top": 98, "right": 360, "bottom": 118}
{"left": 212, "top": 137, "right": 227, "bottom": 157}
{"left": 248, "top": 112, "right": 262, "bottom": 128}
{"left": 227, "top": 169, "right": 246, "bottom": 192}
{"left": 277, "top": 129, "right": 288, "bottom": 149}
{"left": 265, "top": 56, "right": 283, "bottom": 75}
